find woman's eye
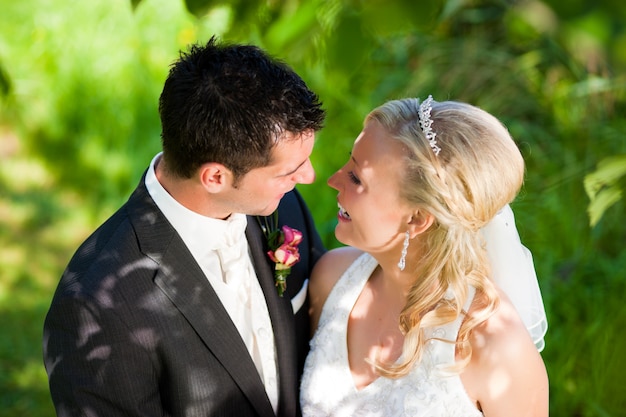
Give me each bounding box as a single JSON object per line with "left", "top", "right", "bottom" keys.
{"left": 348, "top": 171, "right": 361, "bottom": 185}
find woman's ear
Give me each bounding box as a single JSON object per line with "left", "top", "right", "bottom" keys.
{"left": 198, "top": 163, "right": 233, "bottom": 193}
{"left": 408, "top": 209, "right": 435, "bottom": 237}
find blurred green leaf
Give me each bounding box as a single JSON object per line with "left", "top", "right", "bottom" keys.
{"left": 584, "top": 155, "right": 626, "bottom": 226}
{"left": 2, "top": 1, "right": 626, "bottom": 415}
{"left": 183, "top": 0, "right": 218, "bottom": 17}
{"left": 325, "top": 7, "right": 375, "bottom": 76}
{"left": 265, "top": 0, "right": 321, "bottom": 51}
{"left": 130, "top": 0, "right": 142, "bottom": 10}
{"left": 360, "top": 0, "right": 442, "bottom": 36}
{"left": 587, "top": 186, "right": 622, "bottom": 228}
{"left": 0, "top": 60, "right": 10, "bottom": 96}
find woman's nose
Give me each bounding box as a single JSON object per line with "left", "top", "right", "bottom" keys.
{"left": 327, "top": 170, "right": 341, "bottom": 190}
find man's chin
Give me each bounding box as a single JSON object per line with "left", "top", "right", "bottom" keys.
{"left": 256, "top": 204, "right": 280, "bottom": 217}
{"left": 252, "top": 194, "right": 286, "bottom": 217}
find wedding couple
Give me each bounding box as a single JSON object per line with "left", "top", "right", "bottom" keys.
{"left": 43, "top": 37, "right": 548, "bottom": 417}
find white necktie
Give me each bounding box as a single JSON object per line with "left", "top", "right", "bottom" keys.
{"left": 214, "top": 215, "right": 253, "bottom": 333}
{"left": 213, "top": 216, "right": 279, "bottom": 412}
{"left": 215, "top": 214, "right": 249, "bottom": 287}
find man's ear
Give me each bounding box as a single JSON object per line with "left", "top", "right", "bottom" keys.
{"left": 408, "top": 209, "right": 435, "bottom": 237}
{"left": 198, "top": 162, "right": 233, "bottom": 193}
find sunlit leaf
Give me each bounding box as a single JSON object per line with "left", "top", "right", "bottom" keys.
{"left": 587, "top": 186, "right": 622, "bottom": 227}
{"left": 265, "top": 1, "right": 320, "bottom": 51}
{"left": 584, "top": 155, "right": 626, "bottom": 226}
{"left": 584, "top": 155, "right": 626, "bottom": 199}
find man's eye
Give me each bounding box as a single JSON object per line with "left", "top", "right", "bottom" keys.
{"left": 348, "top": 171, "right": 361, "bottom": 185}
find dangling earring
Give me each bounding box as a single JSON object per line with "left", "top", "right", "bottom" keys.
{"left": 397, "top": 231, "right": 410, "bottom": 271}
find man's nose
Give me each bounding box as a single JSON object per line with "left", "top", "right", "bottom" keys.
{"left": 294, "top": 160, "right": 315, "bottom": 184}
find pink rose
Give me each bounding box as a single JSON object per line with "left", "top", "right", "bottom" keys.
{"left": 257, "top": 214, "right": 303, "bottom": 296}
{"left": 267, "top": 226, "right": 301, "bottom": 267}
{"left": 269, "top": 244, "right": 300, "bottom": 268}
{"left": 267, "top": 226, "right": 302, "bottom": 268}
{"left": 281, "top": 225, "right": 303, "bottom": 246}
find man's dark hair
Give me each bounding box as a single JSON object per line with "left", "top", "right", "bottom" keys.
{"left": 158, "top": 36, "right": 325, "bottom": 180}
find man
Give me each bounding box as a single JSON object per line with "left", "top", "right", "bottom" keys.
{"left": 43, "top": 36, "right": 326, "bottom": 417}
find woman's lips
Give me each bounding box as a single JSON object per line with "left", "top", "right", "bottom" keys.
{"left": 338, "top": 203, "right": 351, "bottom": 220}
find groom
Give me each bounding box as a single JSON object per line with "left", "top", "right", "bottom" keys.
{"left": 43, "top": 37, "right": 326, "bottom": 417}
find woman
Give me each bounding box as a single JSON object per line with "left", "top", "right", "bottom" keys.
{"left": 301, "top": 97, "right": 549, "bottom": 416}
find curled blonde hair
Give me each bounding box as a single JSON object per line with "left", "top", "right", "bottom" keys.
{"left": 366, "top": 98, "right": 525, "bottom": 377}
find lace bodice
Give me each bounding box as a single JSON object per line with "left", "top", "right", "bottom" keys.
{"left": 300, "top": 253, "right": 483, "bottom": 417}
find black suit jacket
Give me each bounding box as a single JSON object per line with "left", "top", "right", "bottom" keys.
{"left": 43, "top": 175, "right": 325, "bottom": 417}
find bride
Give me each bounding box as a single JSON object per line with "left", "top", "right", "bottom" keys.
{"left": 300, "top": 96, "right": 549, "bottom": 416}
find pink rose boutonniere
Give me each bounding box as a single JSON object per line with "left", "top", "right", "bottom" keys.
{"left": 258, "top": 212, "right": 303, "bottom": 296}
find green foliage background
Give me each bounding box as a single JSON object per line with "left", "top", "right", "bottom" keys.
{"left": 1, "top": 0, "right": 625, "bottom": 415}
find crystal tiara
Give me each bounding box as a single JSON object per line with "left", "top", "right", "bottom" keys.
{"left": 418, "top": 95, "right": 440, "bottom": 156}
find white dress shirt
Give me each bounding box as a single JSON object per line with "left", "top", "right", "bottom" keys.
{"left": 145, "top": 153, "right": 279, "bottom": 412}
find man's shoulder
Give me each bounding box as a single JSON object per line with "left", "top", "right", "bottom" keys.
{"left": 59, "top": 202, "right": 148, "bottom": 295}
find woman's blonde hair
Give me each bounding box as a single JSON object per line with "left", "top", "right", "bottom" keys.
{"left": 366, "top": 98, "right": 525, "bottom": 377}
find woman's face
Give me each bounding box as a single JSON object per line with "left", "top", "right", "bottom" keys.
{"left": 328, "top": 120, "right": 414, "bottom": 253}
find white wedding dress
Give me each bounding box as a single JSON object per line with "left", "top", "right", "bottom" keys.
{"left": 300, "top": 253, "right": 483, "bottom": 417}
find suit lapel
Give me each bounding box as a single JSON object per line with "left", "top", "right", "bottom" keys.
{"left": 246, "top": 217, "right": 298, "bottom": 416}
{"left": 153, "top": 255, "right": 275, "bottom": 417}
{"left": 127, "top": 180, "right": 276, "bottom": 417}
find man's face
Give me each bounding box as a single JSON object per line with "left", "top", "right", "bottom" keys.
{"left": 222, "top": 130, "right": 316, "bottom": 216}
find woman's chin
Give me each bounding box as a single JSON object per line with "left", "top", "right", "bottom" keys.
{"left": 333, "top": 227, "right": 352, "bottom": 246}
